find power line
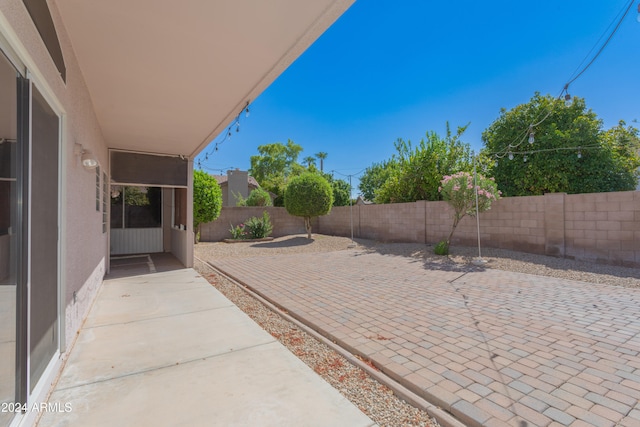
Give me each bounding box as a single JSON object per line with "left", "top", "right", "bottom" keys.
{"left": 565, "top": 0, "right": 635, "bottom": 88}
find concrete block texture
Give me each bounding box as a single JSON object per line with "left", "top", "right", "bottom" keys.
{"left": 201, "top": 190, "right": 639, "bottom": 267}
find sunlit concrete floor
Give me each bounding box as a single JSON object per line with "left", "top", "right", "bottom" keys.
{"left": 37, "top": 254, "right": 375, "bottom": 427}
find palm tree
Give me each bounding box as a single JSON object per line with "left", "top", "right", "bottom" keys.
{"left": 303, "top": 156, "right": 316, "bottom": 168}
{"left": 315, "top": 152, "right": 328, "bottom": 172}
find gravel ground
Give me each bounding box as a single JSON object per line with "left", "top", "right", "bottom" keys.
{"left": 194, "top": 234, "right": 639, "bottom": 426}
{"left": 194, "top": 256, "right": 439, "bottom": 427}
{"left": 196, "top": 233, "right": 640, "bottom": 288}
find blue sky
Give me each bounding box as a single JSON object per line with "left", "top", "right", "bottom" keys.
{"left": 196, "top": 0, "right": 639, "bottom": 194}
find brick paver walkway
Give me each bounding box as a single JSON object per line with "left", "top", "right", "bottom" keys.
{"left": 210, "top": 249, "right": 640, "bottom": 427}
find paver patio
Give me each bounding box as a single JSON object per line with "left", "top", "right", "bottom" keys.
{"left": 209, "top": 248, "right": 640, "bottom": 427}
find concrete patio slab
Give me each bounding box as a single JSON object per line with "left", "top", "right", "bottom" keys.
{"left": 210, "top": 249, "right": 640, "bottom": 427}
{"left": 38, "top": 268, "right": 375, "bottom": 427}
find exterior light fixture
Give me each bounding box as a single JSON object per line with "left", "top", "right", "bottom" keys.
{"left": 73, "top": 143, "right": 98, "bottom": 170}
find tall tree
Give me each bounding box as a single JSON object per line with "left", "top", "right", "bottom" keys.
{"left": 249, "top": 140, "right": 304, "bottom": 206}
{"left": 358, "top": 159, "right": 399, "bottom": 201}
{"left": 482, "top": 94, "right": 640, "bottom": 196}
{"left": 315, "top": 151, "right": 328, "bottom": 172}
{"left": 303, "top": 156, "right": 317, "bottom": 168}
{"left": 375, "top": 123, "right": 472, "bottom": 203}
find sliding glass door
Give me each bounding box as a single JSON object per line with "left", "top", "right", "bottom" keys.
{"left": 0, "top": 50, "right": 21, "bottom": 427}
{"left": 29, "top": 86, "right": 59, "bottom": 392}
{"left": 0, "top": 48, "right": 60, "bottom": 427}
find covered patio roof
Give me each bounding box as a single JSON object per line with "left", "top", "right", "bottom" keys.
{"left": 54, "top": 0, "right": 354, "bottom": 157}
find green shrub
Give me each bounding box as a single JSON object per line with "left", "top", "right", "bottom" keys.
{"left": 235, "top": 188, "right": 273, "bottom": 207}
{"left": 229, "top": 211, "right": 273, "bottom": 240}
{"left": 229, "top": 223, "right": 248, "bottom": 239}
{"left": 434, "top": 240, "right": 449, "bottom": 255}
{"left": 244, "top": 211, "right": 273, "bottom": 239}
{"left": 245, "top": 188, "right": 272, "bottom": 206}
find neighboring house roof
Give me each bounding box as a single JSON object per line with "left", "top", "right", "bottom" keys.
{"left": 356, "top": 195, "right": 373, "bottom": 205}
{"left": 213, "top": 174, "right": 260, "bottom": 188}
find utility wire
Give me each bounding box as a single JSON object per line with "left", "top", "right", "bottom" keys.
{"left": 565, "top": 0, "right": 635, "bottom": 88}
{"left": 494, "top": 1, "right": 634, "bottom": 159}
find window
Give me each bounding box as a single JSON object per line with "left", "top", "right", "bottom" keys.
{"left": 110, "top": 186, "right": 162, "bottom": 229}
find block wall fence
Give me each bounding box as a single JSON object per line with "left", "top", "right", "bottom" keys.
{"left": 200, "top": 191, "right": 640, "bottom": 267}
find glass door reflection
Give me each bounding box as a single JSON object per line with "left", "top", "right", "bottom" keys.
{"left": 0, "top": 52, "right": 19, "bottom": 427}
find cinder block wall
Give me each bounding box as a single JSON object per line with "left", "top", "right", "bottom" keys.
{"left": 199, "top": 207, "right": 314, "bottom": 241}
{"left": 565, "top": 191, "right": 639, "bottom": 266}
{"left": 201, "top": 191, "right": 639, "bottom": 266}
{"left": 440, "top": 195, "right": 547, "bottom": 255}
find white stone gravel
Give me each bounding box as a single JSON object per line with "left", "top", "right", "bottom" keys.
{"left": 194, "top": 256, "right": 440, "bottom": 427}
{"left": 194, "top": 234, "right": 639, "bottom": 426}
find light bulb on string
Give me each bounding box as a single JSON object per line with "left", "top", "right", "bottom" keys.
{"left": 564, "top": 93, "right": 572, "bottom": 107}
{"left": 577, "top": 149, "right": 582, "bottom": 159}
{"left": 523, "top": 155, "right": 528, "bottom": 163}
{"left": 236, "top": 121, "right": 240, "bottom": 132}
{"left": 508, "top": 152, "right": 514, "bottom": 160}
{"left": 528, "top": 132, "right": 535, "bottom": 144}
{"left": 245, "top": 106, "right": 250, "bottom": 118}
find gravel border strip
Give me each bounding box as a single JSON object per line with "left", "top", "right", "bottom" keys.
{"left": 195, "top": 256, "right": 458, "bottom": 427}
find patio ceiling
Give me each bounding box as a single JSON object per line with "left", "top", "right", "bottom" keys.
{"left": 54, "top": 0, "right": 354, "bottom": 157}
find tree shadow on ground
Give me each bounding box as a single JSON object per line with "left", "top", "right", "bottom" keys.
{"left": 352, "top": 239, "right": 483, "bottom": 273}
{"left": 353, "top": 239, "right": 640, "bottom": 286}
{"left": 251, "top": 236, "right": 314, "bottom": 248}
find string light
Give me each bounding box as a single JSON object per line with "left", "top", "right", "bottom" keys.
{"left": 197, "top": 100, "right": 251, "bottom": 169}
{"left": 490, "top": 1, "right": 633, "bottom": 162}
{"left": 496, "top": 143, "right": 601, "bottom": 162}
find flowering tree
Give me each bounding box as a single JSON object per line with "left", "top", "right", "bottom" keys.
{"left": 439, "top": 171, "right": 501, "bottom": 248}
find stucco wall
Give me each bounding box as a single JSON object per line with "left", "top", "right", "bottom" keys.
{"left": 1, "top": 0, "right": 109, "bottom": 346}
{"left": 203, "top": 191, "right": 640, "bottom": 267}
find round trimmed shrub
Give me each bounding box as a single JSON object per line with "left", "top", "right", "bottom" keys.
{"left": 284, "top": 173, "right": 333, "bottom": 238}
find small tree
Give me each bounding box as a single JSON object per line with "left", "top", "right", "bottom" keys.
{"left": 193, "top": 170, "right": 222, "bottom": 242}
{"left": 439, "top": 172, "right": 500, "bottom": 252}
{"left": 284, "top": 173, "right": 333, "bottom": 239}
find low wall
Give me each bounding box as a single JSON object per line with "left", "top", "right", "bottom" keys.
{"left": 199, "top": 207, "right": 316, "bottom": 242}
{"left": 201, "top": 191, "right": 640, "bottom": 267}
